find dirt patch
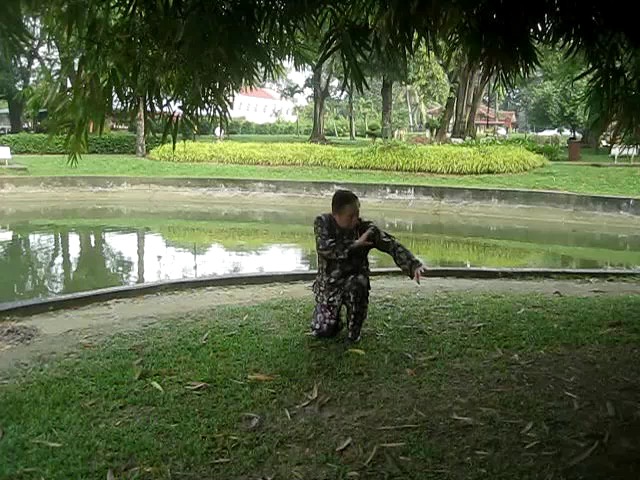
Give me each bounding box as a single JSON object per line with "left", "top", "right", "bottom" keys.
{"left": 0, "top": 277, "right": 638, "bottom": 377}
{"left": 0, "top": 323, "right": 38, "bottom": 347}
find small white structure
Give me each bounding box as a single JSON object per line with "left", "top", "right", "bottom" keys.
{"left": 229, "top": 87, "right": 296, "bottom": 124}
{"left": 610, "top": 144, "right": 638, "bottom": 163}
{"left": 0, "top": 146, "right": 11, "bottom": 166}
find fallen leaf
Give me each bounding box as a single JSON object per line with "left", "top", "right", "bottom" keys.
{"left": 475, "top": 450, "right": 490, "bottom": 456}
{"left": 406, "top": 369, "right": 416, "bottom": 376}
{"left": 521, "top": 421, "right": 534, "bottom": 435}
{"left": 107, "top": 469, "right": 115, "bottom": 480}
{"left": 364, "top": 446, "right": 378, "bottom": 466}
{"left": 243, "top": 314, "right": 249, "bottom": 321}
{"left": 606, "top": 401, "right": 616, "bottom": 417}
{"left": 284, "top": 408, "right": 291, "bottom": 420}
{"left": 517, "top": 308, "right": 525, "bottom": 314}
{"left": 336, "top": 437, "right": 352, "bottom": 452}
{"left": 568, "top": 441, "right": 599, "bottom": 467}
{"left": 348, "top": 349, "right": 365, "bottom": 356}
{"left": 451, "top": 413, "right": 474, "bottom": 424}
{"left": 247, "top": 373, "right": 276, "bottom": 382}
{"left": 380, "top": 443, "right": 406, "bottom": 448}
{"left": 377, "top": 425, "right": 419, "bottom": 431}
{"left": 243, "top": 413, "right": 262, "bottom": 431}
{"left": 346, "top": 472, "right": 360, "bottom": 478}
{"left": 31, "top": 439, "right": 63, "bottom": 448}
{"left": 185, "top": 381, "right": 210, "bottom": 391}
{"left": 525, "top": 441, "right": 540, "bottom": 450}
{"left": 296, "top": 383, "right": 319, "bottom": 408}
{"left": 201, "top": 331, "right": 210, "bottom": 344}
{"left": 213, "top": 458, "right": 231, "bottom": 464}
{"left": 150, "top": 381, "right": 164, "bottom": 393}
{"left": 564, "top": 391, "right": 578, "bottom": 399}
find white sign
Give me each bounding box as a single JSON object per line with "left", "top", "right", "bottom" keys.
{"left": 0, "top": 146, "right": 11, "bottom": 165}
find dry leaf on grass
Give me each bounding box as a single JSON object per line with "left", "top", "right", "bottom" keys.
{"left": 247, "top": 373, "right": 276, "bottom": 382}
{"left": 377, "top": 425, "right": 419, "bottom": 431}
{"left": 150, "top": 381, "right": 164, "bottom": 393}
{"left": 243, "top": 413, "right": 262, "bottom": 431}
{"left": 284, "top": 408, "right": 292, "bottom": 421}
{"left": 348, "top": 348, "right": 366, "bottom": 356}
{"left": 606, "top": 401, "right": 616, "bottom": 417}
{"left": 185, "top": 382, "right": 210, "bottom": 391}
{"left": 521, "top": 421, "right": 534, "bottom": 435}
{"left": 380, "top": 443, "right": 406, "bottom": 448}
{"left": 451, "top": 413, "right": 474, "bottom": 424}
{"left": 524, "top": 441, "right": 540, "bottom": 450}
{"left": 336, "top": 437, "right": 352, "bottom": 452}
{"left": 213, "top": 458, "right": 231, "bottom": 464}
{"left": 201, "top": 331, "right": 210, "bottom": 344}
{"left": 568, "top": 441, "right": 599, "bottom": 467}
{"left": 364, "top": 446, "right": 378, "bottom": 466}
{"left": 296, "top": 383, "right": 319, "bottom": 408}
{"left": 31, "top": 439, "right": 63, "bottom": 448}
{"left": 406, "top": 369, "right": 416, "bottom": 376}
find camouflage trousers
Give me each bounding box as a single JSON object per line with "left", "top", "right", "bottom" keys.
{"left": 311, "top": 274, "right": 369, "bottom": 341}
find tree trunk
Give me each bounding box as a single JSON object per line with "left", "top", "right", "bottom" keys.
{"left": 406, "top": 87, "right": 414, "bottom": 131}
{"left": 381, "top": 76, "right": 393, "bottom": 140}
{"left": 310, "top": 63, "right": 331, "bottom": 143}
{"left": 452, "top": 65, "right": 471, "bottom": 138}
{"left": 348, "top": 89, "right": 356, "bottom": 140}
{"left": 465, "top": 71, "right": 490, "bottom": 139}
{"left": 435, "top": 94, "right": 456, "bottom": 142}
{"left": 135, "top": 96, "right": 146, "bottom": 157}
{"left": 7, "top": 95, "right": 24, "bottom": 133}
{"left": 137, "top": 230, "right": 145, "bottom": 284}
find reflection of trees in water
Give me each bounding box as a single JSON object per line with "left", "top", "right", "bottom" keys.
{"left": 0, "top": 227, "right": 134, "bottom": 302}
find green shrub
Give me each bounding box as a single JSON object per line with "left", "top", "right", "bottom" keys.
{"left": 149, "top": 141, "right": 547, "bottom": 175}
{"left": 466, "top": 137, "right": 562, "bottom": 161}
{"left": 2, "top": 133, "right": 161, "bottom": 154}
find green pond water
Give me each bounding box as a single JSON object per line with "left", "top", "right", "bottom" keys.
{"left": 1, "top": 198, "right": 639, "bottom": 304}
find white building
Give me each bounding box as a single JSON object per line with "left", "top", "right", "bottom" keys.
{"left": 229, "top": 87, "right": 297, "bottom": 124}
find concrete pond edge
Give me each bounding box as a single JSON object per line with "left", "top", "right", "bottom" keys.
{"left": 0, "top": 175, "right": 638, "bottom": 216}
{"left": 2, "top": 268, "right": 639, "bottom": 319}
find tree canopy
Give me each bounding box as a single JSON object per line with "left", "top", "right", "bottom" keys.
{"left": 2, "top": 0, "right": 640, "bottom": 152}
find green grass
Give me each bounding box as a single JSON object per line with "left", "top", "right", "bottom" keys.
{"left": 1, "top": 291, "right": 640, "bottom": 479}
{"left": 7, "top": 154, "right": 640, "bottom": 197}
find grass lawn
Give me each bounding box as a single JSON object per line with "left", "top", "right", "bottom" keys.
{"left": 1, "top": 291, "right": 639, "bottom": 479}
{"left": 6, "top": 154, "right": 640, "bottom": 198}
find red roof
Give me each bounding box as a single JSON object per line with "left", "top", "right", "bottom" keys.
{"left": 239, "top": 87, "right": 278, "bottom": 100}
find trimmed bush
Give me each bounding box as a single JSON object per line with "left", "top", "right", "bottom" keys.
{"left": 1, "top": 133, "right": 161, "bottom": 154}
{"left": 149, "top": 142, "right": 547, "bottom": 175}
{"left": 466, "top": 137, "right": 562, "bottom": 161}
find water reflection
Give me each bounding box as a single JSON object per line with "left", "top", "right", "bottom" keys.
{"left": 1, "top": 202, "right": 639, "bottom": 303}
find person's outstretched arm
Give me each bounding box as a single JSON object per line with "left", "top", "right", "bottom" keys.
{"left": 364, "top": 222, "right": 424, "bottom": 281}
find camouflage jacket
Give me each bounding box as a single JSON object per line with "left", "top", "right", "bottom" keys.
{"left": 313, "top": 213, "right": 421, "bottom": 295}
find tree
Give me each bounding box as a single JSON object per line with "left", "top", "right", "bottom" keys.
{"left": 5, "top": 0, "right": 640, "bottom": 155}
{"left": 0, "top": 16, "right": 46, "bottom": 133}
{"left": 516, "top": 48, "right": 589, "bottom": 135}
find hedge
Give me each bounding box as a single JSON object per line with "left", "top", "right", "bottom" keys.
{"left": 149, "top": 142, "right": 547, "bottom": 174}
{"left": 464, "top": 136, "right": 563, "bottom": 161}
{"left": 1, "top": 133, "right": 161, "bottom": 154}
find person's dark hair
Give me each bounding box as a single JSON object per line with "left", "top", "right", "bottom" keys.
{"left": 332, "top": 189, "right": 360, "bottom": 214}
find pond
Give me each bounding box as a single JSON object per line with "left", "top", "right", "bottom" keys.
{"left": 1, "top": 194, "right": 639, "bottom": 304}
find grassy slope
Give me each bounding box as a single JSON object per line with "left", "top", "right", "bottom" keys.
{"left": 1, "top": 291, "right": 640, "bottom": 479}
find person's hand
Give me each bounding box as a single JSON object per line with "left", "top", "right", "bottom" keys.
{"left": 413, "top": 264, "right": 426, "bottom": 284}
{"left": 354, "top": 227, "right": 375, "bottom": 248}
